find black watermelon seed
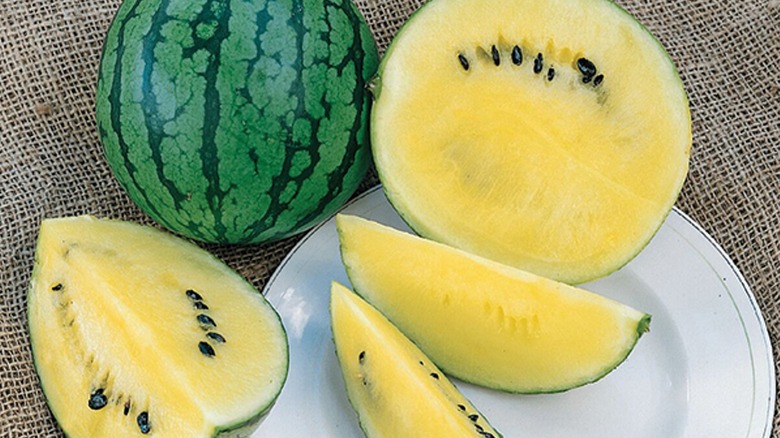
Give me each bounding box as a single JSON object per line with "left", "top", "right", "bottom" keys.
{"left": 577, "top": 57, "right": 597, "bottom": 77}
{"left": 482, "top": 433, "right": 495, "bottom": 438}
{"left": 186, "top": 289, "right": 203, "bottom": 301}
{"left": 419, "top": 360, "right": 424, "bottom": 366}
{"left": 358, "top": 351, "right": 366, "bottom": 363}
{"left": 430, "top": 372, "right": 439, "bottom": 379}
{"left": 533, "top": 53, "right": 543, "bottom": 74}
{"left": 547, "top": 67, "right": 555, "bottom": 81}
{"left": 475, "top": 424, "right": 484, "bottom": 432}
{"left": 123, "top": 400, "right": 131, "bottom": 416}
{"left": 511, "top": 45, "right": 522, "bottom": 65}
{"left": 51, "top": 283, "right": 63, "bottom": 291}
{"left": 87, "top": 389, "right": 108, "bottom": 410}
{"left": 199, "top": 341, "right": 216, "bottom": 357}
{"left": 469, "top": 414, "right": 479, "bottom": 422}
{"left": 593, "top": 74, "right": 604, "bottom": 86}
{"left": 458, "top": 404, "right": 466, "bottom": 411}
{"left": 137, "top": 412, "right": 151, "bottom": 434}
{"left": 197, "top": 314, "right": 216, "bottom": 328}
{"left": 491, "top": 45, "right": 500, "bottom": 66}
{"left": 193, "top": 301, "right": 209, "bottom": 310}
{"left": 458, "top": 54, "right": 470, "bottom": 71}
{"left": 206, "top": 332, "right": 226, "bottom": 343}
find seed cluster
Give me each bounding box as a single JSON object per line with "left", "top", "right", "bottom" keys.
{"left": 85, "top": 388, "right": 150, "bottom": 434}
{"left": 59, "top": 281, "right": 204, "bottom": 435}
{"left": 187, "top": 289, "right": 225, "bottom": 358}
{"left": 576, "top": 57, "right": 604, "bottom": 85}
{"left": 357, "top": 351, "right": 369, "bottom": 386}
{"left": 475, "top": 424, "right": 492, "bottom": 436}
{"left": 50, "top": 282, "right": 75, "bottom": 325}
{"left": 418, "top": 359, "right": 495, "bottom": 437}
{"left": 455, "top": 44, "right": 605, "bottom": 90}
{"left": 354, "top": 349, "right": 496, "bottom": 436}
{"left": 55, "top": 283, "right": 139, "bottom": 431}
{"left": 455, "top": 403, "right": 495, "bottom": 437}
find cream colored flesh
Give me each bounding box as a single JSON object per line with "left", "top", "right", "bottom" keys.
{"left": 337, "top": 214, "right": 650, "bottom": 393}
{"left": 331, "top": 282, "right": 501, "bottom": 437}
{"left": 371, "top": 0, "right": 691, "bottom": 283}
{"left": 27, "top": 216, "right": 288, "bottom": 437}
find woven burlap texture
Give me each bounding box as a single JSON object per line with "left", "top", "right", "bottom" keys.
{"left": 1, "top": 0, "right": 778, "bottom": 436}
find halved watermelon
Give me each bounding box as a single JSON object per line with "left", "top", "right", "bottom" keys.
{"left": 370, "top": 0, "right": 691, "bottom": 283}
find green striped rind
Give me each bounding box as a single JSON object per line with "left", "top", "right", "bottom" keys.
{"left": 96, "top": 0, "right": 379, "bottom": 243}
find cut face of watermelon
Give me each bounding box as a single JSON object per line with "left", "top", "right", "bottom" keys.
{"left": 371, "top": 0, "right": 691, "bottom": 284}
{"left": 28, "top": 216, "right": 288, "bottom": 437}
{"left": 338, "top": 214, "right": 650, "bottom": 394}
{"left": 330, "top": 281, "right": 502, "bottom": 437}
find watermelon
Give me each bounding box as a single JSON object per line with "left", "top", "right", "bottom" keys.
{"left": 330, "top": 282, "right": 502, "bottom": 437}
{"left": 27, "top": 216, "right": 288, "bottom": 436}
{"left": 337, "top": 214, "right": 650, "bottom": 393}
{"left": 370, "top": 0, "right": 691, "bottom": 284}
{"left": 95, "top": 0, "right": 379, "bottom": 244}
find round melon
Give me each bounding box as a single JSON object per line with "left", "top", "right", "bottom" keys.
{"left": 27, "top": 216, "right": 288, "bottom": 437}
{"left": 370, "top": 0, "right": 691, "bottom": 283}
{"left": 95, "top": 0, "right": 379, "bottom": 244}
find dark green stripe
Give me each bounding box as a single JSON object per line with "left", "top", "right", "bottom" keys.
{"left": 199, "top": 0, "right": 232, "bottom": 240}
{"left": 109, "top": 0, "right": 168, "bottom": 223}
{"left": 239, "top": 0, "right": 377, "bottom": 242}
{"left": 288, "top": 0, "right": 374, "bottom": 232}
{"left": 140, "top": 0, "right": 195, "bottom": 232}
{"left": 243, "top": 0, "right": 316, "bottom": 241}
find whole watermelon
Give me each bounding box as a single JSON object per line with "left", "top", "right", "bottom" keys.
{"left": 95, "top": 0, "right": 379, "bottom": 243}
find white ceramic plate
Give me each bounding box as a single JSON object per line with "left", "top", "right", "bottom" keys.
{"left": 254, "top": 186, "right": 775, "bottom": 437}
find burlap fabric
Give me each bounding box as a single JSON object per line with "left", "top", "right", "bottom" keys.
{"left": 0, "top": 0, "right": 778, "bottom": 435}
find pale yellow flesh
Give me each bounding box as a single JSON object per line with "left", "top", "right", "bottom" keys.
{"left": 28, "top": 216, "right": 288, "bottom": 437}
{"left": 372, "top": 0, "right": 691, "bottom": 283}
{"left": 337, "top": 215, "right": 649, "bottom": 393}
{"left": 330, "top": 282, "right": 501, "bottom": 437}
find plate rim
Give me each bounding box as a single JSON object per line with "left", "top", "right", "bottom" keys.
{"left": 665, "top": 207, "right": 776, "bottom": 437}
